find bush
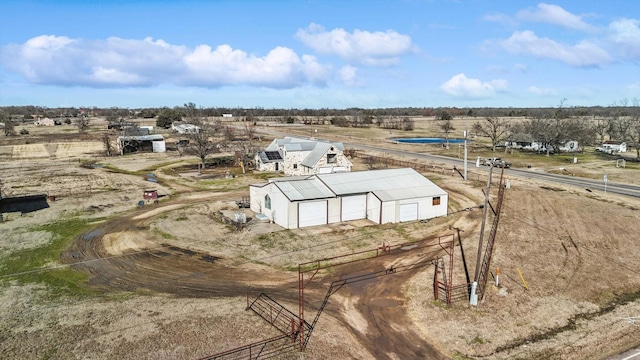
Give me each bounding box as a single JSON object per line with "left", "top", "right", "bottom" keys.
{"left": 19, "top": 128, "right": 29, "bottom": 135}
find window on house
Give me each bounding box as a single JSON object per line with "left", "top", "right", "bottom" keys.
{"left": 265, "top": 194, "right": 271, "bottom": 209}
{"left": 293, "top": 164, "right": 298, "bottom": 169}
{"left": 327, "top": 154, "right": 337, "bottom": 163}
{"left": 432, "top": 196, "right": 441, "bottom": 206}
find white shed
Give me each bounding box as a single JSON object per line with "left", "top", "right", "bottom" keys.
{"left": 249, "top": 168, "right": 448, "bottom": 229}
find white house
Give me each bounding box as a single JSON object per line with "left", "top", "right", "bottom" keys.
{"left": 249, "top": 168, "right": 448, "bottom": 229}
{"left": 505, "top": 139, "right": 579, "bottom": 153}
{"left": 598, "top": 141, "right": 627, "bottom": 153}
{"left": 172, "top": 123, "right": 200, "bottom": 134}
{"left": 255, "top": 137, "right": 352, "bottom": 176}
{"left": 35, "top": 117, "right": 55, "bottom": 126}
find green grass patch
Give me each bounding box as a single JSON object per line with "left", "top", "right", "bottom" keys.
{"left": 155, "top": 229, "right": 176, "bottom": 240}
{"left": 0, "top": 218, "right": 95, "bottom": 297}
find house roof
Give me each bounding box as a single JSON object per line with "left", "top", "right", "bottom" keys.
{"left": 603, "top": 141, "right": 626, "bottom": 145}
{"left": 117, "top": 134, "right": 165, "bottom": 141}
{"left": 264, "top": 168, "right": 446, "bottom": 202}
{"left": 257, "top": 150, "right": 283, "bottom": 163}
{"left": 301, "top": 142, "right": 332, "bottom": 168}
{"left": 264, "top": 137, "right": 346, "bottom": 168}
{"left": 317, "top": 168, "right": 447, "bottom": 201}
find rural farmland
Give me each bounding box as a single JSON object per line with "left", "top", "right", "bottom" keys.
{"left": 1, "top": 113, "right": 639, "bottom": 359}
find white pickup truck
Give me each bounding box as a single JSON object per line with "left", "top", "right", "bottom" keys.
{"left": 482, "top": 157, "right": 511, "bottom": 168}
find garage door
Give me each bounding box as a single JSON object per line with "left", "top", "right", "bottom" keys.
{"left": 399, "top": 203, "right": 418, "bottom": 222}
{"left": 341, "top": 195, "right": 367, "bottom": 221}
{"left": 299, "top": 201, "right": 328, "bottom": 227}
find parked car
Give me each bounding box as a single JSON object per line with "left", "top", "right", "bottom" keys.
{"left": 482, "top": 157, "right": 511, "bottom": 168}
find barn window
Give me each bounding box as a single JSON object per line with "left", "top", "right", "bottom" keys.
{"left": 432, "top": 196, "right": 441, "bottom": 206}
{"left": 327, "top": 154, "right": 337, "bottom": 163}
{"left": 293, "top": 164, "right": 298, "bottom": 169}
{"left": 265, "top": 194, "right": 271, "bottom": 209}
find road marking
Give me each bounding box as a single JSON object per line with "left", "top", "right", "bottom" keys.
{"left": 621, "top": 349, "right": 640, "bottom": 360}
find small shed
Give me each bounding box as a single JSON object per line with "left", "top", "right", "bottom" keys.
{"left": 117, "top": 134, "right": 166, "bottom": 154}
{"left": 143, "top": 190, "right": 158, "bottom": 200}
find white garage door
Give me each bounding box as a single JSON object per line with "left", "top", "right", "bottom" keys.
{"left": 342, "top": 195, "right": 367, "bottom": 221}
{"left": 299, "top": 201, "right": 328, "bottom": 227}
{"left": 399, "top": 203, "right": 418, "bottom": 222}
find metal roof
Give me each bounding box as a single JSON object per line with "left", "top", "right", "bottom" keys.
{"left": 273, "top": 177, "right": 335, "bottom": 201}
{"left": 263, "top": 137, "right": 347, "bottom": 168}
{"left": 117, "top": 134, "right": 165, "bottom": 141}
{"left": 301, "top": 142, "right": 331, "bottom": 168}
{"left": 317, "top": 168, "right": 447, "bottom": 201}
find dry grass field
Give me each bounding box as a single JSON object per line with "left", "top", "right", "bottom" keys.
{"left": 0, "top": 117, "right": 639, "bottom": 359}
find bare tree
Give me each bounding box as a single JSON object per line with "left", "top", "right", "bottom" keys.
{"left": 439, "top": 118, "right": 455, "bottom": 148}
{"left": 591, "top": 117, "right": 608, "bottom": 144}
{"left": 74, "top": 117, "right": 90, "bottom": 133}
{"left": 103, "top": 133, "right": 114, "bottom": 157}
{"left": 184, "top": 118, "right": 219, "bottom": 168}
{"left": 630, "top": 105, "right": 640, "bottom": 160}
{"left": 3, "top": 119, "right": 16, "bottom": 136}
{"left": 473, "top": 117, "right": 511, "bottom": 151}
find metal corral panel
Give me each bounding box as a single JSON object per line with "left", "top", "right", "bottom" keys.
{"left": 273, "top": 178, "right": 335, "bottom": 201}
{"left": 399, "top": 203, "right": 418, "bottom": 222}
{"left": 341, "top": 194, "right": 367, "bottom": 221}
{"left": 299, "top": 201, "right": 327, "bottom": 227}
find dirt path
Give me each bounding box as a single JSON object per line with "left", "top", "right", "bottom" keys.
{"left": 60, "top": 187, "right": 460, "bottom": 358}
{"left": 63, "top": 191, "right": 292, "bottom": 298}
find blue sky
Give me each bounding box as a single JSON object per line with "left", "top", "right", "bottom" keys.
{"left": 0, "top": 0, "right": 638, "bottom": 109}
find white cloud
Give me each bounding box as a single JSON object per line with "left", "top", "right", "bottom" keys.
{"left": 440, "top": 73, "right": 508, "bottom": 99}
{"left": 498, "top": 30, "right": 610, "bottom": 67}
{"left": 607, "top": 18, "right": 640, "bottom": 60}
{"left": 517, "top": 3, "right": 596, "bottom": 32}
{"left": 295, "top": 23, "right": 416, "bottom": 66}
{"left": 0, "top": 35, "right": 332, "bottom": 88}
{"left": 514, "top": 63, "right": 529, "bottom": 73}
{"left": 482, "top": 13, "right": 518, "bottom": 28}
{"left": 338, "top": 65, "right": 362, "bottom": 87}
{"left": 528, "top": 86, "right": 557, "bottom": 96}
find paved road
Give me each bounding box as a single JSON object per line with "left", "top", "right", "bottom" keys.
{"left": 253, "top": 128, "right": 640, "bottom": 198}
{"left": 607, "top": 347, "right": 640, "bottom": 360}
{"left": 347, "top": 142, "right": 640, "bottom": 199}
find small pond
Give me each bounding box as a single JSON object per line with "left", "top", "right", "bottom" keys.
{"left": 392, "top": 137, "right": 467, "bottom": 144}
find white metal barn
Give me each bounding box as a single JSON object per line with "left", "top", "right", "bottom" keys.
{"left": 249, "top": 168, "right": 448, "bottom": 229}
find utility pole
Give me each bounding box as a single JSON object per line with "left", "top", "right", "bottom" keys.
{"left": 463, "top": 130, "right": 468, "bottom": 180}
{"left": 470, "top": 165, "right": 493, "bottom": 306}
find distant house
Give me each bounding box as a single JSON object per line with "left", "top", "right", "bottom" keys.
{"left": 255, "top": 137, "right": 352, "bottom": 176}
{"left": 505, "top": 135, "right": 579, "bottom": 153}
{"left": 249, "top": 168, "right": 448, "bottom": 229}
{"left": 35, "top": 118, "right": 55, "bottom": 126}
{"left": 222, "top": 114, "right": 233, "bottom": 118}
{"left": 172, "top": 122, "right": 200, "bottom": 134}
{"left": 597, "top": 141, "right": 627, "bottom": 153}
